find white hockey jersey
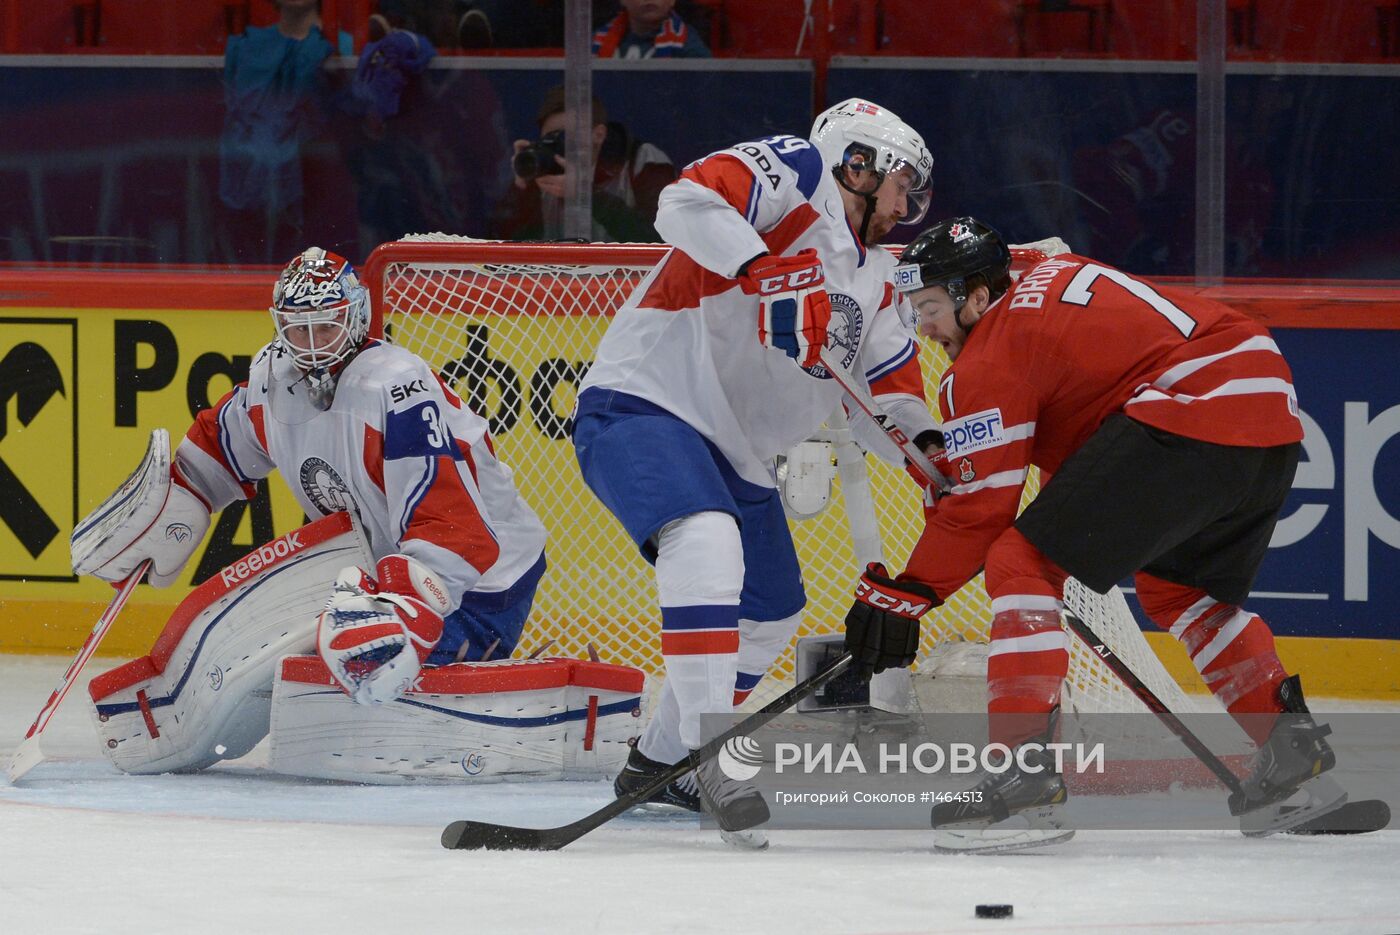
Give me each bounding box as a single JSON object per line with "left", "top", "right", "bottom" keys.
{"left": 175, "top": 339, "right": 547, "bottom": 612}
{"left": 578, "top": 133, "right": 937, "bottom": 488}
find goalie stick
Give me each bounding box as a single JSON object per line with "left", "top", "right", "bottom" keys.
{"left": 441, "top": 652, "right": 854, "bottom": 850}
{"left": 6, "top": 560, "right": 150, "bottom": 784}
{"left": 1061, "top": 613, "right": 1388, "bottom": 836}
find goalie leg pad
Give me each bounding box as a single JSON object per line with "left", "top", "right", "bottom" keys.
{"left": 268, "top": 655, "right": 646, "bottom": 783}
{"left": 88, "top": 513, "right": 373, "bottom": 774}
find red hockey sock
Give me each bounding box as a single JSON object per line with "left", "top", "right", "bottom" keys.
{"left": 987, "top": 600, "right": 1070, "bottom": 748}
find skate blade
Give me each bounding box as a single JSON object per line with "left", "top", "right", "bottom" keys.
{"left": 624, "top": 802, "right": 702, "bottom": 822}
{"left": 934, "top": 826, "right": 1075, "bottom": 854}
{"left": 1241, "top": 773, "right": 1348, "bottom": 837}
{"left": 934, "top": 805, "right": 1074, "bottom": 854}
{"left": 720, "top": 827, "right": 769, "bottom": 850}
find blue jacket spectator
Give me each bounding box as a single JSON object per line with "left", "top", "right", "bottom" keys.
{"left": 218, "top": 1, "right": 339, "bottom": 261}
{"left": 593, "top": 1, "right": 710, "bottom": 58}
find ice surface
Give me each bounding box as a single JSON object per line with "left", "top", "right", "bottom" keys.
{"left": 3, "top": 654, "right": 1398, "bottom": 935}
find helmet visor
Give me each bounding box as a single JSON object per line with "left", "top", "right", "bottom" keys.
{"left": 888, "top": 160, "right": 932, "bottom": 225}
{"left": 270, "top": 301, "right": 354, "bottom": 372}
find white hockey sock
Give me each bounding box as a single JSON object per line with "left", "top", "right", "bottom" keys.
{"left": 639, "top": 611, "right": 803, "bottom": 763}
{"left": 654, "top": 511, "right": 744, "bottom": 750}
{"left": 734, "top": 611, "right": 803, "bottom": 705}
{"left": 638, "top": 678, "right": 690, "bottom": 764}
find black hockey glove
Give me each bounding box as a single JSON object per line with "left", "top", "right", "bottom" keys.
{"left": 844, "top": 562, "right": 941, "bottom": 680}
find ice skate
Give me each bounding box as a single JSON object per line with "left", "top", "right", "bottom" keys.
{"left": 614, "top": 744, "right": 702, "bottom": 814}
{"left": 693, "top": 749, "right": 770, "bottom": 849}
{"left": 931, "top": 741, "right": 1074, "bottom": 854}
{"left": 1232, "top": 675, "right": 1347, "bottom": 836}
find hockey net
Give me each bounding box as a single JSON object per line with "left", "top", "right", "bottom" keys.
{"left": 362, "top": 237, "right": 1215, "bottom": 721}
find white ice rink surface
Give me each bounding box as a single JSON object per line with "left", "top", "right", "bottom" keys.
{"left": 3, "top": 654, "right": 1399, "bottom": 935}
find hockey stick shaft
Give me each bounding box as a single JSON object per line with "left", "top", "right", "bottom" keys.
{"left": 1061, "top": 613, "right": 1243, "bottom": 795}
{"left": 441, "top": 652, "right": 854, "bottom": 850}
{"left": 816, "top": 348, "right": 952, "bottom": 495}
{"left": 6, "top": 560, "right": 149, "bottom": 784}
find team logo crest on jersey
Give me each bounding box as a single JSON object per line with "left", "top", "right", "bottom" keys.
{"left": 299, "top": 457, "right": 353, "bottom": 515}
{"left": 802, "top": 292, "right": 863, "bottom": 379}
{"left": 959, "top": 458, "right": 976, "bottom": 483}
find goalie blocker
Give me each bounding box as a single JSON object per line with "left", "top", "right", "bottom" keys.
{"left": 89, "top": 511, "right": 643, "bottom": 781}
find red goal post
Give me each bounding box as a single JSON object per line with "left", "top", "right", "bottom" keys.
{"left": 361, "top": 238, "right": 1210, "bottom": 723}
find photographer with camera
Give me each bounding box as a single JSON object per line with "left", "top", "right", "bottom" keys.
{"left": 490, "top": 86, "right": 677, "bottom": 243}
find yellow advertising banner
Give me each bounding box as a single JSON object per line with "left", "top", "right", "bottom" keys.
{"left": 0, "top": 307, "right": 309, "bottom": 653}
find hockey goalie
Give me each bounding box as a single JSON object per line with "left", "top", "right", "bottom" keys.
{"left": 71, "top": 248, "right": 643, "bottom": 783}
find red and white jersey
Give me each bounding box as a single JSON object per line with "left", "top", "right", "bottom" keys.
{"left": 174, "top": 340, "right": 547, "bottom": 611}
{"left": 905, "top": 254, "right": 1303, "bottom": 598}
{"left": 579, "top": 133, "right": 937, "bottom": 487}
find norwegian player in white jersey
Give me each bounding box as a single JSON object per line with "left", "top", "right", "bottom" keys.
{"left": 573, "top": 99, "right": 938, "bottom": 838}
{"left": 67, "top": 249, "right": 603, "bottom": 781}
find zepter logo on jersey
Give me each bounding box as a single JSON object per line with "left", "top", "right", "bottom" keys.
{"left": 299, "top": 457, "right": 353, "bottom": 516}
{"left": 941, "top": 407, "right": 1006, "bottom": 458}
{"left": 801, "top": 292, "right": 863, "bottom": 380}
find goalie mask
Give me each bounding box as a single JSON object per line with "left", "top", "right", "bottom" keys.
{"left": 894, "top": 217, "right": 1013, "bottom": 320}
{"left": 270, "top": 247, "right": 371, "bottom": 410}
{"left": 811, "top": 98, "right": 933, "bottom": 240}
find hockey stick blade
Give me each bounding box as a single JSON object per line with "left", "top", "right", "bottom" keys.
{"left": 441, "top": 652, "right": 855, "bottom": 851}
{"left": 7, "top": 561, "right": 149, "bottom": 785}
{"left": 1062, "top": 614, "right": 1384, "bottom": 835}
{"left": 441, "top": 820, "right": 573, "bottom": 852}
{"left": 1280, "top": 798, "right": 1390, "bottom": 835}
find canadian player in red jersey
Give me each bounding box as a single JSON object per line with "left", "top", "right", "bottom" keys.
{"left": 842, "top": 217, "right": 1342, "bottom": 849}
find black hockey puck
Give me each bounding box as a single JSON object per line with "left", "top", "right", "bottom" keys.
{"left": 975, "top": 904, "right": 1013, "bottom": 919}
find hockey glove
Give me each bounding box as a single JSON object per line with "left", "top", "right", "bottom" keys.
{"left": 739, "top": 249, "right": 832, "bottom": 370}
{"left": 844, "top": 562, "right": 941, "bottom": 680}
{"left": 316, "top": 554, "right": 450, "bottom": 705}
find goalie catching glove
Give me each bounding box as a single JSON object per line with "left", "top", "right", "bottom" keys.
{"left": 316, "top": 554, "right": 451, "bottom": 705}
{"left": 844, "top": 562, "right": 941, "bottom": 680}
{"left": 739, "top": 248, "right": 832, "bottom": 370}
{"left": 70, "top": 428, "right": 211, "bottom": 588}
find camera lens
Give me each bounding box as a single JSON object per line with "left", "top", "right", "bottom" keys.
{"left": 513, "top": 147, "right": 545, "bottom": 181}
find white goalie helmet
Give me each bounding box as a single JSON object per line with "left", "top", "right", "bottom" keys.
{"left": 270, "top": 247, "right": 371, "bottom": 376}
{"left": 811, "top": 98, "right": 933, "bottom": 224}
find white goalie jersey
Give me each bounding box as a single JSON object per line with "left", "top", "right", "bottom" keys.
{"left": 175, "top": 339, "right": 547, "bottom": 610}
{"left": 578, "top": 133, "right": 938, "bottom": 488}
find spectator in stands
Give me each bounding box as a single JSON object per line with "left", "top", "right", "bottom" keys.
{"left": 343, "top": 22, "right": 448, "bottom": 252}
{"left": 217, "top": 0, "right": 341, "bottom": 263}
{"left": 491, "top": 86, "right": 678, "bottom": 243}
{"left": 593, "top": 0, "right": 711, "bottom": 58}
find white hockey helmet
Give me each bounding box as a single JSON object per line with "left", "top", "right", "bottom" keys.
{"left": 270, "top": 247, "right": 371, "bottom": 376}
{"left": 811, "top": 98, "right": 933, "bottom": 224}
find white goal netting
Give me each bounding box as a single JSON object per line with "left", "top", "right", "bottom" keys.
{"left": 363, "top": 237, "right": 1215, "bottom": 721}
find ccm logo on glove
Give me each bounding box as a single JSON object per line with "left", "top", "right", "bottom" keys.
{"left": 750, "top": 260, "right": 824, "bottom": 295}
{"left": 854, "top": 578, "right": 934, "bottom": 617}
{"left": 740, "top": 249, "right": 833, "bottom": 371}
